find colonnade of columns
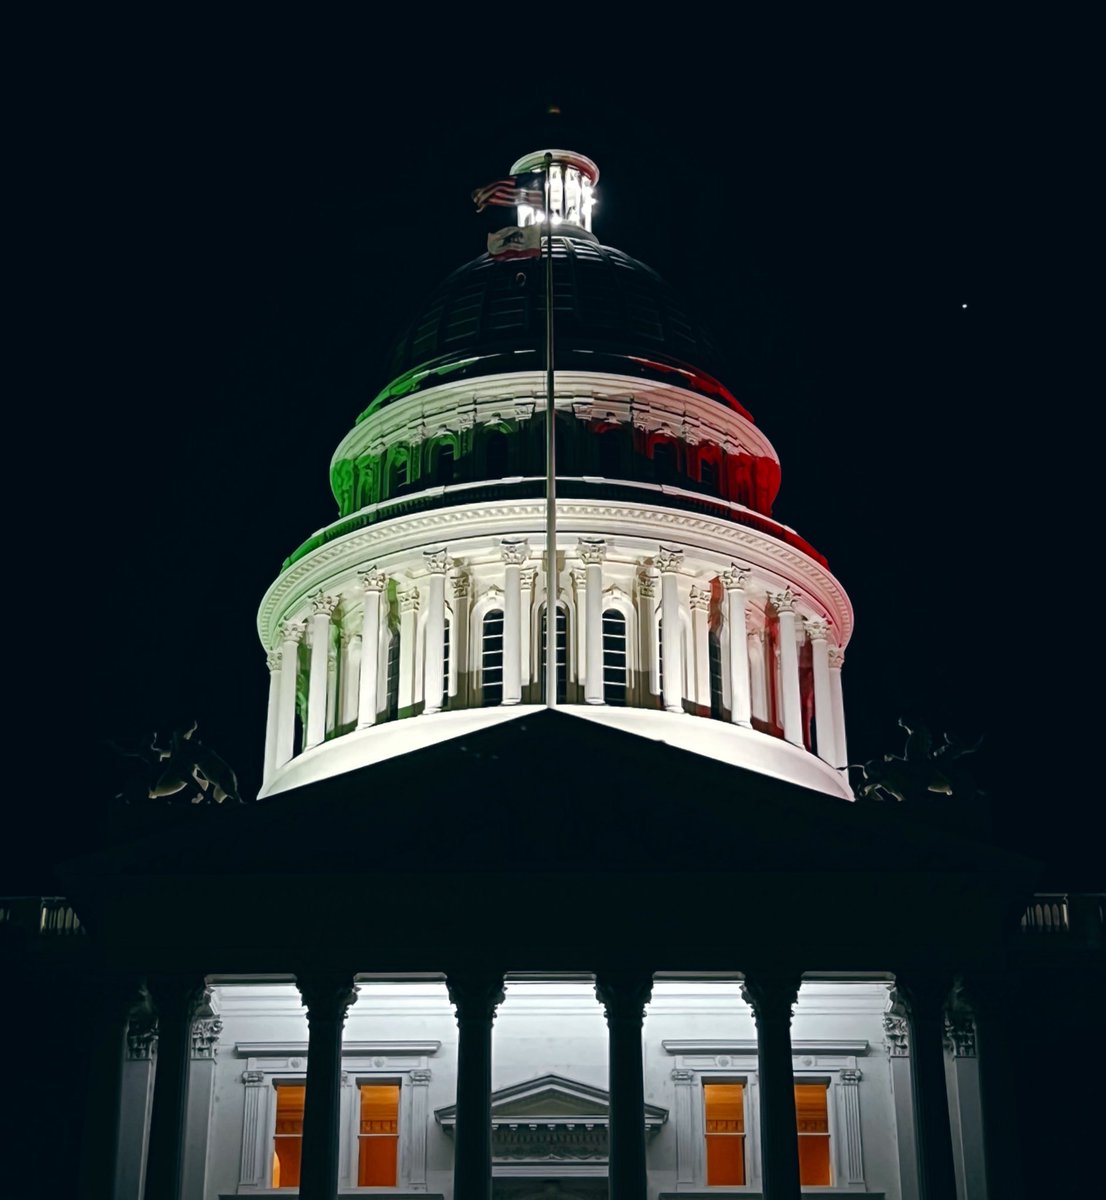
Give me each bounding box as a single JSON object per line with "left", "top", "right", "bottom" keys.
{"left": 82, "top": 968, "right": 1015, "bottom": 1200}
{"left": 262, "top": 541, "right": 849, "bottom": 786}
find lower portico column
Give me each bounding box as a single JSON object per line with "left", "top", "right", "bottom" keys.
{"left": 446, "top": 971, "right": 506, "bottom": 1200}
{"left": 77, "top": 974, "right": 144, "bottom": 1200}
{"left": 296, "top": 973, "right": 358, "bottom": 1200}
{"left": 741, "top": 971, "right": 803, "bottom": 1200}
{"left": 143, "top": 973, "right": 209, "bottom": 1200}
{"left": 595, "top": 970, "right": 654, "bottom": 1200}
{"left": 894, "top": 978, "right": 958, "bottom": 1200}
{"left": 959, "top": 973, "right": 1024, "bottom": 1200}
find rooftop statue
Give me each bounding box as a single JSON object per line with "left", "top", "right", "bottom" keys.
{"left": 852, "top": 718, "right": 984, "bottom": 804}
{"left": 110, "top": 720, "right": 243, "bottom": 805}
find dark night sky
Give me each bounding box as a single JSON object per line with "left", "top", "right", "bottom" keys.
{"left": 9, "top": 18, "right": 1099, "bottom": 888}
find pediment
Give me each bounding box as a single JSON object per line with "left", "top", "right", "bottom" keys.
{"left": 436, "top": 1073, "right": 667, "bottom": 1128}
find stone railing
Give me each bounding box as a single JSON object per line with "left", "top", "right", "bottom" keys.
{"left": 0, "top": 896, "right": 84, "bottom": 937}
{"left": 1019, "top": 893, "right": 1104, "bottom": 946}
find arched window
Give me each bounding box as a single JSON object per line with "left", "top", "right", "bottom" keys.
{"left": 486, "top": 431, "right": 509, "bottom": 478}
{"left": 701, "top": 457, "right": 718, "bottom": 491}
{"left": 540, "top": 603, "right": 567, "bottom": 702}
{"left": 482, "top": 610, "right": 504, "bottom": 705}
{"left": 602, "top": 610, "right": 628, "bottom": 706}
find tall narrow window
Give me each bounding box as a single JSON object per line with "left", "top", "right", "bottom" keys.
{"left": 709, "top": 629, "right": 724, "bottom": 718}
{"left": 442, "top": 618, "right": 451, "bottom": 710}
{"left": 700, "top": 456, "right": 718, "bottom": 491}
{"left": 795, "top": 1081, "right": 831, "bottom": 1186}
{"left": 540, "top": 604, "right": 567, "bottom": 702}
{"left": 602, "top": 610, "right": 628, "bottom": 706}
{"left": 486, "top": 431, "right": 509, "bottom": 478}
{"left": 435, "top": 441, "right": 456, "bottom": 486}
{"left": 272, "top": 1083, "right": 305, "bottom": 1188}
{"left": 653, "top": 439, "right": 678, "bottom": 484}
{"left": 385, "top": 626, "right": 400, "bottom": 721}
{"left": 482, "top": 610, "right": 504, "bottom": 705}
{"left": 704, "top": 1082, "right": 745, "bottom": 1185}
{"left": 358, "top": 1083, "right": 400, "bottom": 1186}
{"left": 598, "top": 429, "right": 621, "bottom": 477}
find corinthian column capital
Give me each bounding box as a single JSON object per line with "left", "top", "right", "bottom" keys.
{"left": 657, "top": 546, "right": 684, "bottom": 574}
{"left": 577, "top": 537, "right": 606, "bottom": 565}
{"left": 500, "top": 538, "right": 530, "bottom": 567}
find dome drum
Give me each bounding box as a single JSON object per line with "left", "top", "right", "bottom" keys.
{"left": 258, "top": 510, "right": 852, "bottom": 803}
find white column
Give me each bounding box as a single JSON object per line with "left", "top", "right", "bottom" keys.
{"left": 722, "top": 564, "right": 752, "bottom": 726}
{"left": 339, "top": 630, "right": 361, "bottom": 728}
{"left": 501, "top": 539, "right": 528, "bottom": 704}
{"left": 398, "top": 586, "right": 420, "bottom": 714}
{"left": 305, "top": 593, "right": 339, "bottom": 749}
{"left": 580, "top": 538, "right": 606, "bottom": 704}
{"left": 357, "top": 569, "right": 387, "bottom": 729}
{"left": 571, "top": 567, "right": 587, "bottom": 693}
{"left": 805, "top": 618, "right": 836, "bottom": 764}
{"left": 275, "top": 621, "right": 306, "bottom": 766}
{"left": 659, "top": 546, "right": 684, "bottom": 713}
{"left": 263, "top": 650, "right": 282, "bottom": 786}
{"left": 689, "top": 585, "right": 712, "bottom": 711}
{"left": 637, "top": 570, "right": 660, "bottom": 705}
{"left": 325, "top": 626, "right": 340, "bottom": 737}
{"left": 520, "top": 568, "right": 536, "bottom": 698}
{"left": 829, "top": 646, "right": 849, "bottom": 772}
{"left": 450, "top": 573, "right": 471, "bottom": 708}
{"left": 749, "top": 628, "right": 768, "bottom": 723}
{"left": 770, "top": 587, "right": 803, "bottom": 746}
{"left": 423, "top": 548, "right": 448, "bottom": 715}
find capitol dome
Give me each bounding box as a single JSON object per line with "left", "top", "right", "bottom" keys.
{"left": 256, "top": 148, "right": 854, "bottom": 803}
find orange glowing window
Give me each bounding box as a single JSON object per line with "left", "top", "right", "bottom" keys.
{"left": 358, "top": 1083, "right": 400, "bottom": 1186}
{"left": 795, "top": 1081, "right": 831, "bottom": 1186}
{"left": 704, "top": 1082, "right": 746, "bottom": 1185}
{"left": 272, "top": 1083, "right": 304, "bottom": 1188}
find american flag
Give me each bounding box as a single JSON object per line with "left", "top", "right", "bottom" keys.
{"left": 471, "top": 177, "right": 544, "bottom": 212}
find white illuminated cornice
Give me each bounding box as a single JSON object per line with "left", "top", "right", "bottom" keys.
{"left": 256, "top": 498, "right": 852, "bottom": 649}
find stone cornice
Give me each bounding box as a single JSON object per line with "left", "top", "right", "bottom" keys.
{"left": 661, "top": 1039, "right": 870, "bottom": 1055}
{"left": 235, "top": 1039, "right": 441, "bottom": 1057}
{"left": 332, "top": 369, "right": 778, "bottom": 470}
{"left": 257, "top": 500, "right": 852, "bottom": 649}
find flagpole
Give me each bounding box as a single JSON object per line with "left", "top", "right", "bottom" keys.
{"left": 543, "top": 152, "right": 557, "bottom": 708}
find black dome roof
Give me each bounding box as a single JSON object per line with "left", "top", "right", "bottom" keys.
{"left": 377, "top": 228, "right": 739, "bottom": 412}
